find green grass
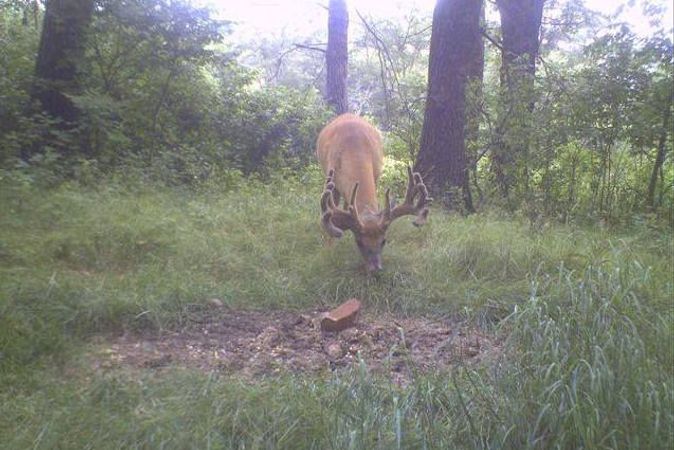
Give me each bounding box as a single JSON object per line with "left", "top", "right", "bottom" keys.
{"left": 1, "top": 175, "right": 672, "bottom": 449}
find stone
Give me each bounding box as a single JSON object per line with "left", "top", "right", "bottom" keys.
{"left": 256, "top": 326, "right": 280, "bottom": 347}
{"left": 320, "top": 298, "right": 361, "bottom": 332}
{"left": 465, "top": 346, "right": 480, "bottom": 357}
{"left": 340, "top": 328, "right": 359, "bottom": 342}
{"left": 207, "top": 298, "right": 224, "bottom": 307}
{"left": 324, "top": 342, "right": 345, "bottom": 359}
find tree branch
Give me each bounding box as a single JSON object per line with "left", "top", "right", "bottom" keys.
{"left": 481, "top": 28, "right": 503, "bottom": 51}
{"left": 293, "top": 43, "right": 326, "bottom": 53}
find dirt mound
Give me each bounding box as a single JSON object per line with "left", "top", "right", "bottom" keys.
{"left": 91, "top": 308, "right": 501, "bottom": 383}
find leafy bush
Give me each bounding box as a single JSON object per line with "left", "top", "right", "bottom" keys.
{"left": 0, "top": 0, "right": 332, "bottom": 187}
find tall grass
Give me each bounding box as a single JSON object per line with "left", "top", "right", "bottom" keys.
{"left": 1, "top": 175, "right": 672, "bottom": 448}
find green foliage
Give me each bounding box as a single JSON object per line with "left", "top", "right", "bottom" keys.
{"left": 3, "top": 0, "right": 671, "bottom": 224}
{"left": 474, "top": 21, "right": 673, "bottom": 222}
{"left": 0, "top": 0, "right": 331, "bottom": 185}
{"left": 0, "top": 4, "right": 40, "bottom": 166}
{"left": 351, "top": 10, "right": 431, "bottom": 159}
{"left": 211, "top": 82, "right": 331, "bottom": 176}
{"left": 499, "top": 262, "right": 672, "bottom": 448}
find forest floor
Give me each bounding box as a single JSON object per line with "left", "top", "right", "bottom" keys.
{"left": 87, "top": 305, "right": 501, "bottom": 384}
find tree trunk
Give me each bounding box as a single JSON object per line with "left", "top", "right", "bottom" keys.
{"left": 466, "top": 2, "right": 485, "bottom": 209}
{"left": 468, "top": 3, "right": 485, "bottom": 95}
{"left": 491, "top": 0, "right": 545, "bottom": 199}
{"left": 497, "top": 0, "right": 544, "bottom": 89}
{"left": 33, "top": 0, "right": 93, "bottom": 122}
{"left": 647, "top": 100, "right": 672, "bottom": 209}
{"left": 325, "top": 0, "right": 349, "bottom": 115}
{"left": 415, "top": 0, "right": 482, "bottom": 211}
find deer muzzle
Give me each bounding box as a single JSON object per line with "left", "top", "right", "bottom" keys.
{"left": 365, "top": 254, "right": 383, "bottom": 273}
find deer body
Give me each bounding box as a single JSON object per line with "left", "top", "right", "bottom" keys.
{"left": 316, "top": 114, "right": 431, "bottom": 272}
{"left": 316, "top": 114, "right": 383, "bottom": 214}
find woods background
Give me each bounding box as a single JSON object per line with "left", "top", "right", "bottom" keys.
{"left": 1, "top": 0, "right": 671, "bottom": 225}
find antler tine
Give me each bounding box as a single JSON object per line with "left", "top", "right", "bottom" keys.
{"left": 347, "top": 182, "right": 362, "bottom": 225}
{"left": 381, "top": 165, "right": 432, "bottom": 227}
{"left": 320, "top": 170, "right": 363, "bottom": 237}
{"left": 404, "top": 166, "right": 416, "bottom": 203}
{"left": 383, "top": 188, "right": 392, "bottom": 218}
{"left": 321, "top": 190, "right": 344, "bottom": 238}
{"left": 349, "top": 182, "right": 359, "bottom": 206}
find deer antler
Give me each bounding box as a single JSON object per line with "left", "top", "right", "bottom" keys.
{"left": 381, "top": 166, "right": 431, "bottom": 227}
{"left": 320, "top": 169, "right": 363, "bottom": 238}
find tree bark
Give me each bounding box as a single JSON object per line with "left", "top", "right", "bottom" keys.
{"left": 415, "top": 0, "right": 482, "bottom": 211}
{"left": 32, "top": 0, "right": 94, "bottom": 127}
{"left": 325, "top": 0, "right": 349, "bottom": 115}
{"left": 466, "top": 3, "right": 485, "bottom": 209}
{"left": 647, "top": 99, "right": 672, "bottom": 209}
{"left": 492, "top": 0, "right": 545, "bottom": 198}
{"left": 497, "top": 0, "right": 544, "bottom": 89}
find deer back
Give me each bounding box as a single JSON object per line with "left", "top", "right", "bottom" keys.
{"left": 316, "top": 114, "right": 384, "bottom": 214}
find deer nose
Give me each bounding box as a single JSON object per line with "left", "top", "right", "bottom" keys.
{"left": 366, "top": 255, "right": 383, "bottom": 273}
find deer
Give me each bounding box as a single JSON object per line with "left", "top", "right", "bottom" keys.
{"left": 316, "top": 113, "right": 431, "bottom": 272}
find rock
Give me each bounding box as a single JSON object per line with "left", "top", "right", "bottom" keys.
{"left": 255, "top": 326, "right": 281, "bottom": 347}
{"left": 207, "top": 298, "right": 224, "bottom": 307}
{"left": 358, "top": 333, "right": 374, "bottom": 348}
{"left": 465, "top": 346, "right": 479, "bottom": 357}
{"left": 324, "top": 342, "right": 344, "bottom": 359}
{"left": 320, "top": 298, "right": 362, "bottom": 332}
{"left": 340, "top": 328, "right": 359, "bottom": 342}
{"left": 293, "top": 314, "right": 313, "bottom": 326}
{"left": 143, "top": 354, "right": 172, "bottom": 369}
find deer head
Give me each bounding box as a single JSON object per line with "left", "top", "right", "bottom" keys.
{"left": 320, "top": 166, "right": 431, "bottom": 272}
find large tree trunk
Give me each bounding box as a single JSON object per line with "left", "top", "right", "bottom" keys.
{"left": 28, "top": 0, "right": 94, "bottom": 161}
{"left": 497, "top": 0, "right": 544, "bottom": 88}
{"left": 466, "top": 3, "right": 485, "bottom": 208}
{"left": 32, "top": 0, "right": 93, "bottom": 133}
{"left": 415, "top": 0, "right": 482, "bottom": 211}
{"left": 325, "top": 0, "right": 349, "bottom": 115}
{"left": 491, "top": 0, "right": 545, "bottom": 199}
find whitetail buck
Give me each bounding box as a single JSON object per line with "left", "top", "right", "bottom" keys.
{"left": 317, "top": 114, "right": 431, "bottom": 272}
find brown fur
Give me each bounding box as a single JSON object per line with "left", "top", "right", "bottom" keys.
{"left": 317, "top": 114, "right": 430, "bottom": 272}
{"left": 316, "top": 115, "right": 386, "bottom": 271}
{"left": 316, "top": 114, "right": 383, "bottom": 214}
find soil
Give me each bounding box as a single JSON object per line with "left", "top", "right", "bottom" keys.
{"left": 90, "top": 305, "right": 502, "bottom": 383}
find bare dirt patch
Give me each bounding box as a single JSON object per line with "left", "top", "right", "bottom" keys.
{"left": 90, "top": 307, "right": 501, "bottom": 383}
